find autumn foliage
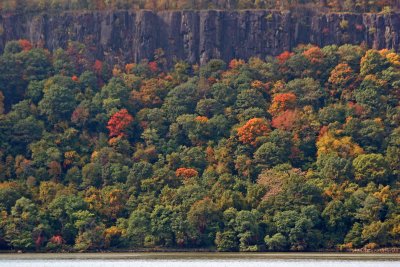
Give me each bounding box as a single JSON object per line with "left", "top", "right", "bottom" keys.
{"left": 229, "top": 59, "right": 245, "bottom": 69}
{"left": 148, "top": 61, "right": 158, "bottom": 73}
{"left": 107, "top": 109, "right": 134, "bottom": 137}
{"left": 276, "top": 51, "right": 294, "bottom": 64}
{"left": 237, "top": 118, "right": 271, "bottom": 146}
{"left": 303, "top": 46, "right": 324, "bottom": 64}
{"left": 93, "top": 60, "right": 103, "bottom": 75}
{"left": 18, "top": 39, "right": 32, "bottom": 51}
{"left": 271, "top": 110, "right": 298, "bottom": 131}
{"left": 317, "top": 131, "right": 364, "bottom": 158}
{"left": 175, "top": 168, "right": 199, "bottom": 178}
{"left": 269, "top": 93, "right": 297, "bottom": 116}
{"left": 1, "top": 40, "right": 400, "bottom": 253}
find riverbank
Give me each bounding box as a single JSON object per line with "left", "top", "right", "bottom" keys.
{"left": 1, "top": 247, "right": 400, "bottom": 254}
{"left": 0, "top": 252, "right": 400, "bottom": 261}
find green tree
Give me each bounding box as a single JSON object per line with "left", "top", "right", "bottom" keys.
{"left": 4, "top": 197, "right": 40, "bottom": 250}
{"left": 353, "top": 154, "right": 390, "bottom": 184}
{"left": 39, "top": 83, "right": 78, "bottom": 122}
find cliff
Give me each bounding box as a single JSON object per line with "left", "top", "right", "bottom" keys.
{"left": 0, "top": 9, "right": 399, "bottom": 65}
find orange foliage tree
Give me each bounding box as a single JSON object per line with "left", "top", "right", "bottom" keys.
{"left": 276, "top": 51, "right": 294, "bottom": 64}
{"left": 303, "top": 46, "right": 324, "bottom": 64}
{"left": 175, "top": 168, "right": 199, "bottom": 178}
{"left": 229, "top": 59, "right": 245, "bottom": 69}
{"left": 268, "top": 93, "right": 297, "bottom": 116}
{"left": 107, "top": 109, "right": 134, "bottom": 137}
{"left": 237, "top": 118, "right": 271, "bottom": 146}
{"left": 328, "top": 63, "right": 356, "bottom": 98}
{"left": 130, "top": 78, "right": 167, "bottom": 108}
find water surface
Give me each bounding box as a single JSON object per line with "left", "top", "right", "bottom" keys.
{"left": 1, "top": 252, "right": 399, "bottom": 267}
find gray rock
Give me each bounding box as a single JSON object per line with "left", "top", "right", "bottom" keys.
{"left": 0, "top": 10, "right": 399, "bottom": 65}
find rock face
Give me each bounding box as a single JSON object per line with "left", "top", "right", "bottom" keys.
{"left": 0, "top": 9, "right": 399, "bottom": 65}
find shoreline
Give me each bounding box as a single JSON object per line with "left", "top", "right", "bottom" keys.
{"left": 0, "top": 247, "right": 400, "bottom": 254}
{"left": 0, "top": 252, "right": 399, "bottom": 262}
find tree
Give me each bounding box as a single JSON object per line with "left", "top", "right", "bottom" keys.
{"left": 175, "top": 168, "right": 199, "bottom": 179}
{"left": 285, "top": 78, "right": 324, "bottom": 108}
{"left": 4, "top": 197, "right": 40, "bottom": 250}
{"left": 95, "top": 77, "right": 131, "bottom": 114}
{"left": 215, "top": 230, "right": 239, "bottom": 252}
{"left": 328, "top": 63, "right": 356, "bottom": 99}
{"left": 355, "top": 75, "right": 387, "bottom": 113}
{"left": 196, "top": 99, "right": 223, "bottom": 117}
{"left": 317, "top": 131, "right": 364, "bottom": 159}
{"left": 234, "top": 210, "right": 261, "bottom": 251}
{"left": 322, "top": 200, "right": 351, "bottom": 245}
{"left": 234, "top": 89, "right": 267, "bottom": 113}
{"left": 22, "top": 48, "right": 52, "bottom": 81}
{"left": 268, "top": 93, "right": 297, "bottom": 116}
{"left": 0, "top": 182, "right": 23, "bottom": 212}
{"left": 10, "top": 116, "right": 44, "bottom": 154}
{"left": 47, "top": 195, "right": 88, "bottom": 245}
{"left": 254, "top": 142, "right": 287, "bottom": 169}
{"left": 126, "top": 210, "right": 151, "bottom": 247}
{"left": 211, "top": 82, "right": 236, "bottom": 106}
{"left": 73, "top": 210, "right": 105, "bottom": 251}
{"left": 150, "top": 205, "right": 174, "bottom": 246}
{"left": 353, "top": 154, "right": 390, "bottom": 184}
{"left": 107, "top": 109, "right": 134, "bottom": 137}
{"left": 215, "top": 207, "right": 240, "bottom": 251}
{"left": 187, "top": 197, "right": 220, "bottom": 245}
{"left": 38, "top": 83, "right": 78, "bottom": 122}
{"left": 265, "top": 233, "right": 288, "bottom": 251}
{"left": 360, "top": 50, "right": 389, "bottom": 77}
{"left": 162, "top": 80, "right": 199, "bottom": 122}
{"left": 237, "top": 118, "right": 271, "bottom": 146}
{"left": 316, "top": 153, "right": 353, "bottom": 182}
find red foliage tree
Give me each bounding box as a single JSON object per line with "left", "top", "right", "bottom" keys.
{"left": 237, "top": 118, "right": 271, "bottom": 146}
{"left": 93, "top": 60, "right": 103, "bottom": 75}
{"left": 148, "top": 61, "right": 158, "bottom": 73}
{"left": 107, "top": 109, "right": 134, "bottom": 137}
{"left": 348, "top": 101, "right": 365, "bottom": 116}
{"left": 271, "top": 110, "right": 298, "bottom": 131}
{"left": 19, "top": 39, "right": 32, "bottom": 51}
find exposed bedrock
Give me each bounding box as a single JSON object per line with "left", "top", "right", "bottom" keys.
{"left": 0, "top": 9, "right": 399, "bottom": 64}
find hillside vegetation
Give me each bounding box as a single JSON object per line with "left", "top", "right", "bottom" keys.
{"left": 0, "top": 40, "right": 399, "bottom": 252}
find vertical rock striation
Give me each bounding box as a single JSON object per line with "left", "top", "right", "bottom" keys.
{"left": 0, "top": 10, "right": 399, "bottom": 64}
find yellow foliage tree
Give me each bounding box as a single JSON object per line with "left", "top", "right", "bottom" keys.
{"left": 317, "top": 131, "right": 364, "bottom": 158}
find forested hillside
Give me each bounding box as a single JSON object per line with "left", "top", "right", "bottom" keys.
{"left": 1, "top": 0, "right": 400, "bottom": 12}
{"left": 0, "top": 40, "right": 399, "bottom": 252}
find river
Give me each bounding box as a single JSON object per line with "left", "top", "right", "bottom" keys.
{"left": 0, "top": 252, "right": 399, "bottom": 267}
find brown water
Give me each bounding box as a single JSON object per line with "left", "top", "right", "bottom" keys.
{"left": 0, "top": 252, "right": 399, "bottom": 267}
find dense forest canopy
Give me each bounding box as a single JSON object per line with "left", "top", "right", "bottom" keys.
{"left": 0, "top": 39, "right": 399, "bottom": 252}
{"left": 1, "top": 0, "right": 400, "bottom": 12}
